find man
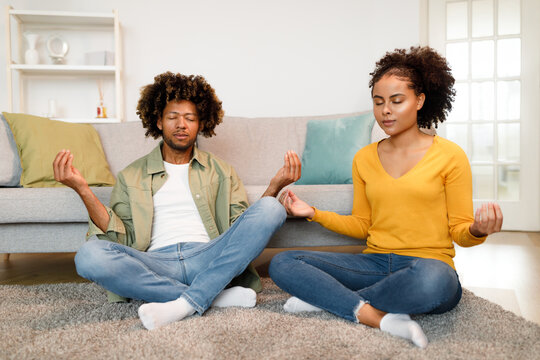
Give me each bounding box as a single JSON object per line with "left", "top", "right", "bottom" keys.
{"left": 53, "top": 72, "right": 301, "bottom": 330}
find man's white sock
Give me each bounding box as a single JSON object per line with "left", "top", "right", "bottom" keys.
{"left": 211, "top": 286, "right": 257, "bottom": 308}
{"left": 379, "top": 313, "right": 428, "bottom": 348}
{"left": 138, "top": 297, "right": 196, "bottom": 330}
{"left": 283, "top": 296, "right": 324, "bottom": 313}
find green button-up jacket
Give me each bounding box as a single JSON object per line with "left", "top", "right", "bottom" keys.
{"left": 87, "top": 142, "right": 261, "bottom": 302}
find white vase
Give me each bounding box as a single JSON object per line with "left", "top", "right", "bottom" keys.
{"left": 24, "top": 33, "right": 40, "bottom": 65}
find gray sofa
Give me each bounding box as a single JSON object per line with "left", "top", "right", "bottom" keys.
{"left": 0, "top": 112, "right": 387, "bottom": 254}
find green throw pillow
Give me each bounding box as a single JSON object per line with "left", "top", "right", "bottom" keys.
{"left": 2, "top": 112, "right": 115, "bottom": 188}
{"left": 296, "top": 113, "right": 375, "bottom": 184}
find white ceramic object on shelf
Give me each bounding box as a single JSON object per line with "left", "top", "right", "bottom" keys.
{"left": 24, "top": 32, "right": 39, "bottom": 65}
{"left": 47, "top": 35, "right": 69, "bottom": 64}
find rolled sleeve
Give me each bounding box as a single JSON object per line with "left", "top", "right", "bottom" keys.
{"left": 229, "top": 168, "right": 249, "bottom": 225}
{"left": 86, "top": 205, "right": 126, "bottom": 241}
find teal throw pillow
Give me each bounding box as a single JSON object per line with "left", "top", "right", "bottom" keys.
{"left": 296, "top": 113, "right": 375, "bottom": 184}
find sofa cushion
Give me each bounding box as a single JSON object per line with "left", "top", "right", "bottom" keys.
{"left": 92, "top": 120, "right": 389, "bottom": 182}
{"left": 241, "top": 184, "right": 353, "bottom": 215}
{"left": 0, "top": 187, "right": 113, "bottom": 223}
{"left": 2, "top": 112, "right": 115, "bottom": 188}
{"left": 296, "top": 113, "right": 374, "bottom": 184}
{"left": 0, "top": 184, "right": 353, "bottom": 224}
{"left": 0, "top": 113, "right": 22, "bottom": 187}
{"left": 198, "top": 112, "right": 372, "bottom": 186}
{"left": 0, "top": 223, "right": 88, "bottom": 253}
{"left": 92, "top": 122, "right": 161, "bottom": 176}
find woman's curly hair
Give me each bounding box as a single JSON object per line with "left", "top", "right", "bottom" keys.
{"left": 369, "top": 46, "right": 455, "bottom": 129}
{"left": 136, "top": 72, "right": 224, "bottom": 138}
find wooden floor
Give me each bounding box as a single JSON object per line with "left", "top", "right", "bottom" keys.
{"left": 1, "top": 231, "right": 539, "bottom": 325}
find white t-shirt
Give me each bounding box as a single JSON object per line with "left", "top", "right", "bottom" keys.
{"left": 149, "top": 162, "right": 211, "bottom": 251}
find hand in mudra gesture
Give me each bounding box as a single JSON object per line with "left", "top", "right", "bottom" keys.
{"left": 270, "top": 151, "right": 301, "bottom": 190}
{"left": 52, "top": 149, "right": 88, "bottom": 192}
{"left": 262, "top": 151, "right": 302, "bottom": 198}
{"left": 279, "top": 189, "right": 315, "bottom": 219}
{"left": 469, "top": 203, "right": 503, "bottom": 237}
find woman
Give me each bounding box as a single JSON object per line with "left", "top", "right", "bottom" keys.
{"left": 269, "top": 46, "right": 503, "bottom": 348}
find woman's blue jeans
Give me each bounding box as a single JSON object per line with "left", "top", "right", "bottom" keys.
{"left": 269, "top": 251, "right": 462, "bottom": 323}
{"left": 75, "top": 197, "right": 286, "bottom": 314}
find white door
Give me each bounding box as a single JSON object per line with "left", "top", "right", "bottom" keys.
{"left": 428, "top": 0, "right": 540, "bottom": 230}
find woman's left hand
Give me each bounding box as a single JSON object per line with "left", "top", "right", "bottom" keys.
{"left": 469, "top": 203, "right": 503, "bottom": 237}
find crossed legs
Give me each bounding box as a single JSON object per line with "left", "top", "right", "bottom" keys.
{"left": 76, "top": 197, "right": 286, "bottom": 329}
{"left": 269, "top": 251, "right": 461, "bottom": 347}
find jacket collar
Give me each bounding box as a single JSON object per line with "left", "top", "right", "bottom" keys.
{"left": 146, "top": 140, "right": 207, "bottom": 175}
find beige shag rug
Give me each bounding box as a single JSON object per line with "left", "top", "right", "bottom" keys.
{"left": 1, "top": 278, "right": 539, "bottom": 359}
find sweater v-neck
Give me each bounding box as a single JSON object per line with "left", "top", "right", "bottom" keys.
{"left": 375, "top": 135, "right": 438, "bottom": 180}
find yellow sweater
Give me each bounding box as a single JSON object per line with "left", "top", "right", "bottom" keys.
{"left": 312, "top": 136, "right": 486, "bottom": 270}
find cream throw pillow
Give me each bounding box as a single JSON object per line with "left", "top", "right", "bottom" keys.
{"left": 2, "top": 112, "right": 115, "bottom": 188}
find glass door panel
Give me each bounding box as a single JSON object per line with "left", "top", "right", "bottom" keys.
{"left": 429, "top": 0, "right": 540, "bottom": 230}
{"left": 498, "top": 0, "right": 521, "bottom": 35}
{"left": 497, "top": 39, "right": 521, "bottom": 76}
{"left": 472, "top": 0, "right": 494, "bottom": 37}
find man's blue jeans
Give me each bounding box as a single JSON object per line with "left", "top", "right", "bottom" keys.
{"left": 269, "top": 251, "right": 462, "bottom": 323}
{"left": 75, "top": 197, "right": 286, "bottom": 314}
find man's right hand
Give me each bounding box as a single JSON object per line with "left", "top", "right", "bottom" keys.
{"left": 53, "top": 149, "right": 110, "bottom": 232}
{"left": 53, "top": 149, "right": 88, "bottom": 193}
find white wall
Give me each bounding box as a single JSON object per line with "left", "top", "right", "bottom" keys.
{"left": 1, "top": 0, "right": 422, "bottom": 120}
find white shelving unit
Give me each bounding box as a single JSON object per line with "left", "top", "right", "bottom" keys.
{"left": 5, "top": 7, "right": 124, "bottom": 123}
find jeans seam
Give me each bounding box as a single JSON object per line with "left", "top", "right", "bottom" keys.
{"left": 143, "top": 253, "right": 179, "bottom": 261}
{"left": 182, "top": 293, "right": 204, "bottom": 314}
{"left": 297, "top": 255, "right": 386, "bottom": 276}
{"left": 356, "top": 257, "right": 418, "bottom": 302}
{"left": 181, "top": 239, "right": 221, "bottom": 259}
{"left": 112, "top": 242, "right": 176, "bottom": 261}
{"left": 177, "top": 243, "right": 188, "bottom": 285}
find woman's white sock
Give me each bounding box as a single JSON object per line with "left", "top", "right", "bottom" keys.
{"left": 138, "top": 297, "right": 195, "bottom": 330}
{"left": 379, "top": 313, "right": 428, "bottom": 348}
{"left": 283, "top": 296, "right": 324, "bottom": 313}
{"left": 211, "top": 286, "right": 257, "bottom": 308}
